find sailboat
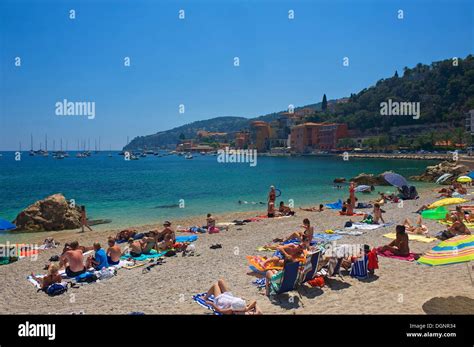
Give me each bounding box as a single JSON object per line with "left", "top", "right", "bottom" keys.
{"left": 29, "top": 134, "right": 35, "bottom": 156}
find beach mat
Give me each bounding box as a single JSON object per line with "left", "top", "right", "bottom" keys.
{"left": 334, "top": 230, "right": 364, "bottom": 236}
{"left": 383, "top": 232, "right": 435, "bottom": 243}
{"left": 246, "top": 255, "right": 283, "bottom": 272}
{"left": 192, "top": 293, "right": 222, "bottom": 315}
{"left": 346, "top": 222, "right": 392, "bottom": 230}
{"left": 176, "top": 235, "right": 198, "bottom": 243}
{"left": 325, "top": 199, "right": 342, "bottom": 210}
{"left": 312, "top": 233, "right": 343, "bottom": 242}
{"left": 376, "top": 249, "right": 418, "bottom": 261}
{"left": 120, "top": 249, "right": 167, "bottom": 261}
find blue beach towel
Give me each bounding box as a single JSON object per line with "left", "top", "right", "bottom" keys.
{"left": 252, "top": 278, "right": 266, "bottom": 288}
{"left": 176, "top": 235, "right": 198, "bottom": 243}
{"left": 192, "top": 293, "right": 222, "bottom": 315}
{"left": 120, "top": 249, "right": 167, "bottom": 261}
{"left": 325, "top": 199, "right": 343, "bottom": 210}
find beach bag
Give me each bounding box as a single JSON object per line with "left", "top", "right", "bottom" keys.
{"left": 409, "top": 186, "right": 418, "bottom": 200}
{"left": 45, "top": 283, "right": 68, "bottom": 296}
{"left": 76, "top": 272, "right": 98, "bottom": 283}
{"left": 344, "top": 221, "right": 353, "bottom": 228}
{"left": 49, "top": 255, "right": 60, "bottom": 262}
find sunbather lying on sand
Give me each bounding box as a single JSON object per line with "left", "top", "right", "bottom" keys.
{"left": 60, "top": 241, "right": 86, "bottom": 277}
{"left": 299, "top": 204, "right": 324, "bottom": 212}
{"left": 115, "top": 228, "right": 137, "bottom": 242}
{"left": 31, "top": 264, "right": 62, "bottom": 290}
{"left": 403, "top": 216, "right": 429, "bottom": 236}
{"left": 283, "top": 218, "right": 313, "bottom": 243}
{"left": 379, "top": 225, "right": 409, "bottom": 256}
{"left": 437, "top": 218, "right": 471, "bottom": 240}
{"left": 445, "top": 206, "right": 471, "bottom": 223}
{"left": 204, "top": 279, "right": 262, "bottom": 315}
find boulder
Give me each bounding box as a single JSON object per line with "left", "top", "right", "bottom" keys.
{"left": 349, "top": 173, "right": 390, "bottom": 186}
{"left": 410, "top": 161, "right": 469, "bottom": 183}
{"left": 13, "top": 194, "right": 82, "bottom": 231}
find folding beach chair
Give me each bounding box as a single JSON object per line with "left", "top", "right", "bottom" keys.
{"left": 298, "top": 250, "right": 321, "bottom": 285}
{"left": 350, "top": 255, "right": 369, "bottom": 279}
{"left": 268, "top": 260, "right": 300, "bottom": 296}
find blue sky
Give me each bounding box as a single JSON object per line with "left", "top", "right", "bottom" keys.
{"left": 0, "top": 0, "right": 472, "bottom": 150}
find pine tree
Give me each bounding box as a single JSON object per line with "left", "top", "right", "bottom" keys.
{"left": 322, "top": 94, "right": 328, "bottom": 112}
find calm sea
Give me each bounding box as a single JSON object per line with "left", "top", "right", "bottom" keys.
{"left": 0, "top": 151, "right": 435, "bottom": 242}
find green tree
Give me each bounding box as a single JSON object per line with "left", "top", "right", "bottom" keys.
{"left": 322, "top": 94, "right": 328, "bottom": 112}
{"left": 337, "top": 137, "right": 356, "bottom": 148}
{"left": 179, "top": 133, "right": 186, "bottom": 140}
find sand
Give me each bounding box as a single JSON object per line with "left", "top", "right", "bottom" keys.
{"left": 1, "top": 188, "right": 473, "bottom": 315}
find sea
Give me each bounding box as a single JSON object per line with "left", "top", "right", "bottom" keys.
{"left": 0, "top": 151, "right": 436, "bottom": 243}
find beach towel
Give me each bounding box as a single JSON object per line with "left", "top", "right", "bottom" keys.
{"left": 246, "top": 255, "right": 283, "bottom": 272}
{"left": 256, "top": 246, "right": 275, "bottom": 252}
{"left": 376, "top": 248, "right": 417, "bottom": 261}
{"left": 383, "top": 233, "right": 435, "bottom": 243}
{"left": 334, "top": 230, "right": 364, "bottom": 236}
{"left": 192, "top": 293, "right": 222, "bottom": 315}
{"left": 325, "top": 199, "right": 343, "bottom": 210}
{"left": 338, "top": 211, "right": 365, "bottom": 216}
{"left": 120, "top": 249, "right": 167, "bottom": 261}
{"left": 350, "top": 255, "right": 369, "bottom": 279}
{"left": 176, "top": 235, "right": 198, "bottom": 243}
{"left": 345, "top": 222, "right": 392, "bottom": 230}
{"left": 252, "top": 278, "right": 266, "bottom": 288}
{"left": 312, "top": 234, "right": 343, "bottom": 243}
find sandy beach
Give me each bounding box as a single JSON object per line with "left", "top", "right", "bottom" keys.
{"left": 1, "top": 188, "right": 473, "bottom": 315}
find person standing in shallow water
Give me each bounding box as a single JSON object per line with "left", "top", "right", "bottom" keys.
{"left": 268, "top": 185, "right": 276, "bottom": 216}
{"left": 80, "top": 205, "right": 93, "bottom": 233}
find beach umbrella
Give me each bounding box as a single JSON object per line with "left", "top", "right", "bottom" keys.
{"left": 418, "top": 235, "right": 474, "bottom": 266}
{"left": 427, "top": 197, "right": 468, "bottom": 209}
{"left": 383, "top": 172, "right": 408, "bottom": 188}
{"left": 436, "top": 173, "right": 452, "bottom": 184}
{"left": 0, "top": 218, "right": 16, "bottom": 231}
{"left": 456, "top": 176, "right": 472, "bottom": 183}
{"left": 355, "top": 185, "right": 371, "bottom": 192}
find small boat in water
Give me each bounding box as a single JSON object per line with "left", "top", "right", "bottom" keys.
{"left": 185, "top": 154, "right": 193, "bottom": 159}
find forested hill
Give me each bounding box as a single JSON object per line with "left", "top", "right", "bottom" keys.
{"left": 309, "top": 55, "right": 474, "bottom": 131}
{"left": 125, "top": 55, "right": 474, "bottom": 150}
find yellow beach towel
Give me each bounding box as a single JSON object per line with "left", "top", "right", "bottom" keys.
{"left": 383, "top": 232, "right": 436, "bottom": 243}
{"left": 438, "top": 221, "right": 474, "bottom": 229}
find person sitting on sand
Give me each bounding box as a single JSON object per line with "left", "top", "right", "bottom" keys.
{"left": 362, "top": 203, "right": 385, "bottom": 224}
{"left": 438, "top": 216, "right": 471, "bottom": 240}
{"left": 437, "top": 187, "right": 454, "bottom": 198}
{"left": 379, "top": 225, "right": 409, "bottom": 256}
{"left": 445, "top": 206, "right": 470, "bottom": 223}
{"left": 140, "top": 235, "right": 156, "bottom": 254}
{"left": 154, "top": 221, "right": 176, "bottom": 250}
{"left": 283, "top": 218, "right": 314, "bottom": 244}
{"left": 204, "top": 279, "right": 262, "bottom": 315}
{"left": 279, "top": 201, "right": 295, "bottom": 216}
{"left": 86, "top": 242, "right": 109, "bottom": 270}
{"left": 31, "top": 264, "right": 63, "bottom": 290}
{"left": 106, "top": 238, "right": 122, "bottom": 265}
{"left": 60, "top": 241, "right": 86, "bottom": 277}
{"left": 299, "top": 204, "right": 324, "bottom": 212}
{"left": 126, "top": 239, "right": 143, "bottom": 258}
{"left": 206, "top": 213, "right": 221, "bottom": 233}
{"left": 403, "top": 216, "right": 429, "bottom": 236}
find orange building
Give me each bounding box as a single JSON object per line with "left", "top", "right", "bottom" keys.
{"left": 250, "top": 121, "right": 271, "bottom": 152}
{"left": 290, "top": 122, "right": 348, "bottom": 153}
{"left": 235, "top": 131, "right": 250, "bottom": 149}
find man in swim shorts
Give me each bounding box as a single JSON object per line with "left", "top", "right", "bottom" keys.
{"left": 60, "top": 241, "right": 86, "bottom": 277}
{"left": 127, "top": 239, "right": 143, "bottom": 258}
{"left": 106, "top": 237, "right": 122, "bottom": 265}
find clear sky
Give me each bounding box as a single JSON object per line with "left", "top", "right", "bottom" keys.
{"left": 0, "top": 0, "right": 472, "bottom": 150}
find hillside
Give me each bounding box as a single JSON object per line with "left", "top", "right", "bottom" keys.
{"left": 124, "top": 55, "right": 474, "bottom": 150}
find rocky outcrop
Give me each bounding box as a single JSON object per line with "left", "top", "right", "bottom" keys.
{"left": 13, "top": 194, "right": 82, "bottom": 231}
{"left": 410, "top": 161, "right": 469, "bottom": 183}
{"left": 350, "top": 172, "right": 391, "bottom": 186}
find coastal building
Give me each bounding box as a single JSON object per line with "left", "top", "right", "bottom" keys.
{"left": 290, "top": 122, "right": 349, "bottom": 153}
{"left": 235, "top": 131, "right": 250, "bottom": 149}
{"left": 250, "top": 121, "right": 271, "bottom": 152}
{"left": 466, "top": 109, "right": 474, "bottom": 134}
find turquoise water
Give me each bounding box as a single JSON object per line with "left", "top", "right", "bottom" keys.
{"left": 0, "top": 152, "right": 435, "bottom": 241}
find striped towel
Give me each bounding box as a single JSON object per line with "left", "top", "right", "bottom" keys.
{"left": 192, "top": 293, "right": 222, "bottom": 315}
{"left": 350, "top": 255, "right": 368, "bottom": 279}
{"left": 252, "top": 278, "right": 266, "bottom": 288}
